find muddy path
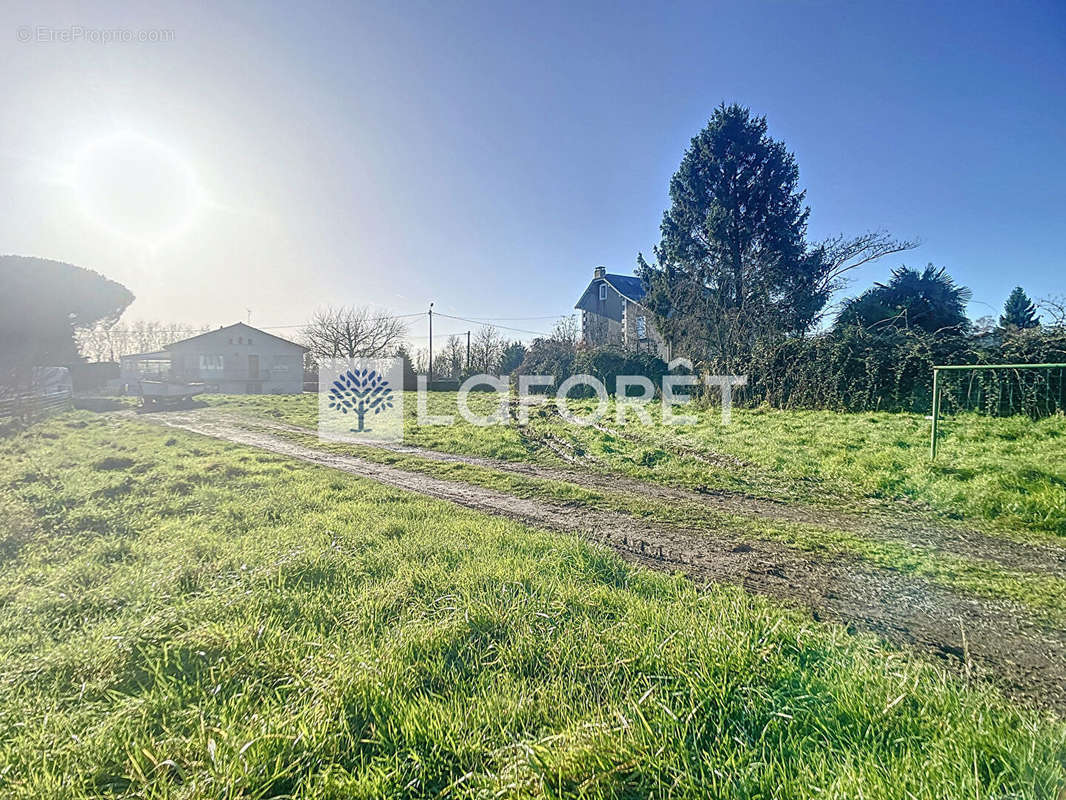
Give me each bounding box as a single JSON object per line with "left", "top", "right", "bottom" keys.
{"left": 198, "top": 408, "right": 1066, "bottom": 579}
{"left": 148, "top": 410, "right": 1066, "bottom": 714}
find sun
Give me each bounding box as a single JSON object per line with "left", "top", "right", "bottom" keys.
{"left": 72, "top": 132, "right": 203, "bottom": 244}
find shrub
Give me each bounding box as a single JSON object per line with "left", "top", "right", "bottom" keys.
{"left": 573, "top": 348, "right": 668, "bottom": 396}
{"left": 733, "top": 326, "right": 1066, "bottom": 416}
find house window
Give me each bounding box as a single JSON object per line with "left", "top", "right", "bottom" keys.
{"left": 271, "top": 355, "right": 290, "bottom": 373}
{"left": 637, "top": 315, "right": 648, "bottom": 340}
{"left": 199, "top": 354, "right": 224, "bottom": 372}
{"left": 599, "top": 283, "right": 607, "bottom": 301}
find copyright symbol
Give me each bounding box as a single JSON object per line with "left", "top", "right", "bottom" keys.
{"left": 17, "top": 26, "right": 32, "bottom": 42}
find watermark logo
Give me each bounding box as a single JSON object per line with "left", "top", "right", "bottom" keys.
{"left": 319, "top": 359, "right": 403, "bottom": 443}
{"left": 318, "top": 362, "right": 746, "bottom": 444}
{"left": 17, "top": 25, "right": 175, "bottom": 44}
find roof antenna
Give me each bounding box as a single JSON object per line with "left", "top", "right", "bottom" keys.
{"left": 246, "top": 308, "right": 252, "bottom": 324}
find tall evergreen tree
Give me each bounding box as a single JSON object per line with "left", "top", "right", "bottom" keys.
{"left": 999, "top": 286, "right": 1040, "bottom": 330}
{"left": 638, "top": 104, "right": 818, "bottom": 351}
{"left": 637, "top": 104, "right": 914, "bottom": 366}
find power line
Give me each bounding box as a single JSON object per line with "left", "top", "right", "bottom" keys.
{"left": 450, "top": 314, "right": 571, "bottom": 321}
{"left": 434, "top": 312, "right": 553, "bottom": 336}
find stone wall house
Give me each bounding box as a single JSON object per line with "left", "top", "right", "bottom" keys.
{"left": 574, "top": 267, "right": 670, "bottom": 360}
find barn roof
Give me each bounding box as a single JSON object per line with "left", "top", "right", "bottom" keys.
{"left": 164, "top": 322, "right": 308, "bottom": 352}
{"left": 119, "top": 350, "right": 170, "bottom": 362}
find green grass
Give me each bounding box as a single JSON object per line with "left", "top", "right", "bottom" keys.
{"left": 208, "top": 392, "right": 1066, "bottom": 538}
{"left": 1, "top": 412, "right": 1064, "bottom": 798}
{"left": 246, "top": 421, "right": 1066, "bottom": 627}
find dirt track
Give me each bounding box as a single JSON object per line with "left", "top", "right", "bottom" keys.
{"left": 150, "top": 408, "right": 1066, "bottom": 714}
{"left": 233, "top": 412, "right": 1066, "bottom": 578}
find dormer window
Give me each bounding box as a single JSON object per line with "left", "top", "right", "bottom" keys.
{"left": 599, "top": 283, "right": 607, "bottom": 301}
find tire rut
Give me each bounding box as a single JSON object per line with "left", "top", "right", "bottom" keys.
{"left": 218, "top": 410, "right": 1066, "bottom": 579}
{"left": 151, "top": 410, "right": 1066, "bottom": 715}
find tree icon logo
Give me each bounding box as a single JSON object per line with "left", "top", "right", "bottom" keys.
{"left": 327, "top": 368, "right": 395, "bottom": 432}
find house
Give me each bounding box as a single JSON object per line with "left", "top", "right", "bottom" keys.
{"left": 120, "top": 323, "right": 308, "bottom": 394}
{"left": 574, "top": 267, "right": 670, "bottom": 359}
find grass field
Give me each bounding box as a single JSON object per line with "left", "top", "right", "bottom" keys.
{"left": 219, "top": 415, "right": 1066, "bottom": 627}
{"left": 2, "top": 412, "right": 1065, "bottom": 798}
{"left": 208, "top": 392, "right": 1066, "bottom": 539}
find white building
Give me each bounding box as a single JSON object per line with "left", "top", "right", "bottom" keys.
{"left": 120, "top": 322, "right": 308, "bottom": 394}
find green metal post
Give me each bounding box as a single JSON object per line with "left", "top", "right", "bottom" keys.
{"left": 930, "top": 368, "right": 940, "bottom": 460}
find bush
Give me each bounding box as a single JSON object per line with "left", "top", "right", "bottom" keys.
{"left": 733, "top": 325, "right": 1066, "bottom": 416}
{"left": 573, "top": 349, "right": 668, "bottom": 396}
{"left": 516, "top": 338, "right": 576, "bottom": 387}
{"left": 736, "top": 327, "right": 974, "bottom": 413}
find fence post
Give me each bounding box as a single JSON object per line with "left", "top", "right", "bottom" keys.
{"left": 930, "top": 367, "right": 940, "bottom": 460}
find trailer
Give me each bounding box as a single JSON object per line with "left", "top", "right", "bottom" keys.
{"left": 139, "top": 380, "right": 208, "bottom": 408}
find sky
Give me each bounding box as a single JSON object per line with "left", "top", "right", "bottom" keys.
{"left": 2, "top": 0, "right": 1064, "bottom": 346}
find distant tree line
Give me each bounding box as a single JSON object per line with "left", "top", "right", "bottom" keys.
{"left": 75, "top": 320, "right": 209, "bottom": 362}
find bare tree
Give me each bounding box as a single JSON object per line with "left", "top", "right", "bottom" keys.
{"left": 814, "top": 230, "right": 920, "bottom": 297}
{"left": 75, "top": 320, "right": 207, "bottom": 361}
{"left": 75, "top": 324, "right": 117, "bottom": 362}
{"left": 470, "top": 325, "right": 504, "bottom": 374}
{"left": 1039, "top": 296, "right": 1066, "bottom": 328}
{"left": 302, "top": 306, "right": 408, "bottom": 362}
{"left": 439, "top": 335, "right": 466, "bottom": 378}
{"left": 550, "top": 315, "right": 579, "bottom": 348}
{"left": 410, "top": 347, "right": 429, "bottom": 374}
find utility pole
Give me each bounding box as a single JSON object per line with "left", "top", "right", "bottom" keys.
{"left": 466, "top": 331, "right": 471, "bottom": 373}
{"left": 428, "top": 302, "right": 434, "bottom": 384}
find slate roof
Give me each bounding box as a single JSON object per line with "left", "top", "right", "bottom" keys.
{"left": 602, "top": 274, "right": 646, "bottom": 303}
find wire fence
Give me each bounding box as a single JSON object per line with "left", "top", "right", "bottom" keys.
{"left": 935, "top": 364, "right": 1066, "bottom": 418}
{"left": 0, "top": 389, "right": 73, "bottom": 422}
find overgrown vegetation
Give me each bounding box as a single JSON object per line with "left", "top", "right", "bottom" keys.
{"left": 581, "top": 104, "right": 1064, "bottom": 417}
{"left": 635, "top": 104, "right": 916, "bottom": 360}
{"left": 1, "top": 413, "right": 1064, "bottom": 798}
{"left": 737, "top": 325, "right": 1066, "bottom": 415}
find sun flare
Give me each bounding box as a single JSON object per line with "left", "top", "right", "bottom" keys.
{"left": 71, "top": 132, "right": 202, "bottom": 244}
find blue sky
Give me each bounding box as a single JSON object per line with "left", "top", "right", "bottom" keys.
{"left": 2, "top": 0, "right": 1064, "bottom": 343}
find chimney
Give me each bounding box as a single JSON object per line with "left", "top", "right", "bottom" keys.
{"left": 593, "top": 266, "right": 606, "bottom": 279}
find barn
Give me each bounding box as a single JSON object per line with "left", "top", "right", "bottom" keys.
{"left": 120, "top": 323, "right": 308, "bottom": 394}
